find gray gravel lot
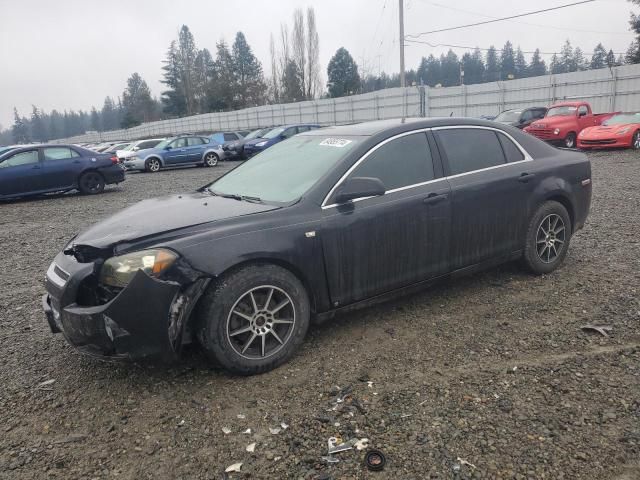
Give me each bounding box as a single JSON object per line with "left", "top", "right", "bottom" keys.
{"left": 0, "top": 152, "right": 639, "bottom": 480}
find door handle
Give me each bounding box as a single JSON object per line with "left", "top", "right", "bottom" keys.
{"left": 423, "top": 193, "right": 448, "bottom": 205}
{"left": 32, "top": 165, "right": 41, "bottom": 169}
{"left": 518, "top": 172, "right": 536, "bottom": 183}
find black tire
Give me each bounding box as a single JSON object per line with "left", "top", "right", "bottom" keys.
{"left": 632, "top": 130, "right": 640, "bottom": 150}
{"left": 564, "top": 132, "right": 576, "bottom": 149}
{"left": 145, "top": 157, "right": 161, "bottom": 173}
{"left": 523, "top": 201, "right": 572, "bottom": 275}
{"left": 78, "top": 171, "right": 105, "bottom": 195}
{"left": 203, "top": 152, "right": 219, "bottom": 167}
{"left": 196, "top": 264, "right": 310, "bottom": 375}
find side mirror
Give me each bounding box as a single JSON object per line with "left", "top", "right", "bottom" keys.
{"left": 164, "top": 145, "right": 172, "bottom": 150}
{"left": 333, "top": 177, "right": 386, "bottom": 204}
{"left": 133, "top": 146, "right": 139, "bottom": 151}
{"left": 578, "top": 111, "right": 587, "bottom": 117}
{"left": 279, "top": 134, "right": 288, "bottom": 140}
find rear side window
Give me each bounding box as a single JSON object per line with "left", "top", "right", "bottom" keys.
{"left": 139, "top": 140, "right": 158, "bottom": 149}
{"left": 187, "top": 137, "right": 204, "bottom": 146}
{"left": 297, "top": 126, "right": 311, "bottom": 133}
{"left": 43, "top": 147, "right": 78, "bottom": 160}
{"left": 223, "top": 133, "right": 238, "bottom": 141}
{"left": 172, "top": 138, "right": 188, "bottom": 148}
{"left": 349, "top": 132, "right": 435, "bottom": 191}
{"left": 497, "top": 133, "right": 525, "bottom": 162}
{"left": 436, "top": 129, "right": 506, "bottom": 175}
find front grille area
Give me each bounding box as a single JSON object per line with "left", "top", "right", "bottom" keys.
{"left": 581, "top": 139, "right": 616, "bottom": 145}
{"left": 528, "top": 129, "right": 554, "bottom": 140}
{"left": 53, "top": 265, "right": 70, "bottom": 282}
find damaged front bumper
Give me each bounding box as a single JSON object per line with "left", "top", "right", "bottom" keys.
{"left": 43, "top": 251, "right": 209, "bottom": 360}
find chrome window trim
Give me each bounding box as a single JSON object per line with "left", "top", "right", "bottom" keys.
{"left": 321, "top": 125, "right": 533, "bottom": 210}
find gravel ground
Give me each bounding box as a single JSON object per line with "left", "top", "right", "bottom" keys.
{"left": 0, "top": 152, "right": 638, "bottom": 480}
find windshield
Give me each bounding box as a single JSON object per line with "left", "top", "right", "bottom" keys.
{"left": 0, "top": 146, "right": 16, "bottom": 157}
{"left": 207, "top": 135, "right": 362, "bottom": 203}
{"left": 495, "top": 110, "right": 522, "bottom": 122}
{"left": 603, "top": 114, "right": 640, "bottom": 126}
{"left": 154, "top": 138, "right": 174, "bottom": 149}
{"left": 245, "top": 128, "right": 270, "bottom": 140}
{"left": 547, "top": 106, "right": 577, "bottom": 117}
{"left": 122, "top": 142, "right": 139, "bottom": 151}
{"left": 263, "top": 127, "right": 287, "bottom": 139}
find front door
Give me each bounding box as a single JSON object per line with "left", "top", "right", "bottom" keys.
{"left": 0, "top": 149, "right": 44, "bottom": 197}
{"left": 433, "top": 127, "right": 532, "bottom": 270}
{"left": 321, "top": 131, "right": 451, "bottom": 307}
{"left": 164, "top": 138, "right": 188, "bottom": 165}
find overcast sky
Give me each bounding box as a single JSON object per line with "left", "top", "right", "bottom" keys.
{"left": 0, "top": 0, "right": 635, "bottom": 128}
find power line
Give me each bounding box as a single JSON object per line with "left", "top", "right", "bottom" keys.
{"left": 416, "top": 0, "right": 633, "bottom": 36}
{"left": 404, "top": 38, "right": 627, "bottom": 57}
{"left": 406, "top": 0, "right": 598, "bottom": 38}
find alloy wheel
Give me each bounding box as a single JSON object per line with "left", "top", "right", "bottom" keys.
{"left": 536, "top": 213, "right": 566, "bottom": 264}
{"left": 149, "top": 158, "right": 160, "bottom": 172}
{"left": 205, "top": 153, "right": 218, "bottom": 166}
{"left": 226, "top": 285, "right": 296, "bottom": 360}
{"left": 81, "top": 172, "right": 103, "bottom": 193}
{"left": 633, "top": 131, "right": 640, "bottom": 150}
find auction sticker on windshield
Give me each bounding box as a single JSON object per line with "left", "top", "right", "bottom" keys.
{"left": 319, "top": 138, "right": 353, "bottom": 148}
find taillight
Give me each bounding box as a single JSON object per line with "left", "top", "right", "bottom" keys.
{"left": 110, "top": 156, "right": 118, "bottom": 164}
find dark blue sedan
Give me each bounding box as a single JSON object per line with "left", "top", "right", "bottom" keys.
{"left": 0, "top": 144, "right": 125, "bottom": 199}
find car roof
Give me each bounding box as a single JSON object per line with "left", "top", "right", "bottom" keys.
{"left": 549, "top": 102, "right": 584, "bottom": 107}
{"left": 299, "top": 117, "right": 514, "bottom": 137}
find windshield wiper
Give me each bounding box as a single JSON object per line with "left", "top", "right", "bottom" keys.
{"left": 218, "top": 192, "right": 263, "bottom": 203}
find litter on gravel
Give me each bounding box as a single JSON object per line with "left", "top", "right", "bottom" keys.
{"left": 246, "top": 442, "right": 256, "bottom": 453}
{"left": 225, "top": 462, "right": 242, "bottom": 473}
{"left": 581, "top": 324, "right": 613, "bottom": 337}
{"left": 222, "top": 427, "right": 231, "bottom": 434}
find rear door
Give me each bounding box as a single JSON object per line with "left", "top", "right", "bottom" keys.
{"left": 321, "top": 131, "right": 451, "bottom": 307}
{"left": 40, "top": 147, "right": 84, "bottom": 190}
{"left": 433, "top": 127, "right": 533, "bottom": 270}
{"left": 185, "top": 137, "right": 207, "bottom": 162}
{"left": 0, "top": 149, "right": 44, "bottom": 196}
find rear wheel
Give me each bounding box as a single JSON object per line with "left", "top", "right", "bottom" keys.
{"left": 632, "top": 130, "right": 640, "bottom": 150}
{"left": 523, "top": 201, "right": 571, "bottom": 275}
{"left": 78, "top": 171, "right": 105, "bottom": 195}
{"left": 145, "top": 157, "right": 161, "bottom": 173}
{"left": 564, "top": 132, "right": 576, "bottom": 149}
{"left": 197, "top": 264, "right": 310, "bottom": 375}
{"left": 204, "top": 152, "right": 219, "bottom": 167}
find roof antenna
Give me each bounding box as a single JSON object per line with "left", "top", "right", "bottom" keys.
{"left": 449, "top": 111, "right": 453, "bottom": 117}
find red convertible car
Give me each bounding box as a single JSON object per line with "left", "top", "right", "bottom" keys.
{"left": 577, "top": 113, "right": 640, "bottom": 150}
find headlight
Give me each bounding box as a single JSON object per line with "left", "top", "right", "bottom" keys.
{"left": 553, "top": 128, "right": 561, "bottom": 135}
{"left": 255, "top": 141, "right": 268, "bottom": 147}
{"left": 99, "top": 249, "right": 178, "bottom": 288}
{"left": 617, "top": 127, "right": 630, "bottom": 135}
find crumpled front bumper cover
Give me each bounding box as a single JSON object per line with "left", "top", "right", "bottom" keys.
{"left": 43, "top": 253, "right": 209, "bottom": 361}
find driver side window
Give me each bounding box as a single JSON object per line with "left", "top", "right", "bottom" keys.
{"left": 0, "top": 150, "right": 39, "bottom": 168}
{"left": 578, "top": 105, "right": 588, "bottom": 116}
{"left": 281, "top": 128, "right": 295, "bottom": 139}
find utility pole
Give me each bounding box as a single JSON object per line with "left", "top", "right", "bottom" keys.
{"left": 399, "top": 0, "right": 406, "bottom": 88}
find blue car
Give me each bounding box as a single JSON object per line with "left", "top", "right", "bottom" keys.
{"left": 0, "top": 144, "right": 125, "bottom": 199}
{"left": 243, "top": 124, "right": 321, "bottom": 157}
{"left": 123, "top": 135, "right": 225, "bottom": 172}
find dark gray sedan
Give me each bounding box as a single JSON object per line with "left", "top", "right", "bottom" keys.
{"left": 43, "top": 118, "right": 591, "bottom": 374}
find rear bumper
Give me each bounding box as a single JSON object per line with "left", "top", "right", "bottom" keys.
{"left": 100, "top": 165, "right": 126, "bottom": 184}
{"left": 43, "top": 252, "right": 208, "bottom": 360}
{"left": 122, "top": 158, "right": 146, "bottom": 171}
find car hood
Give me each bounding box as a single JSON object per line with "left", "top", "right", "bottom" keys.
{"left": 71, "top": 192, "right": 280, "bottom": 249}
{"left": 581, "top": 124, "right": 636, "bottom": 136}
{"left": 529, "top": 118, "right": 573, "bottom": 128}
{"left": 244, "top": 138, "right": 268, "bottom": 146}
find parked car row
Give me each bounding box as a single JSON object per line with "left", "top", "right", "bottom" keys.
{"left": 494, "top": 102, "right": 638, "bottom": 150}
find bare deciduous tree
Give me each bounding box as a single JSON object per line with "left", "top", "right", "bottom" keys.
{"left": 305, "top": 7, "right": 321, "bottom": 99}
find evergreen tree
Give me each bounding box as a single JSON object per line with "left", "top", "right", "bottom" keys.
{"left": 573, "top": 47, "right": 588, "bottom": 71}
{"left": 49, "top": 110, "right": 62, "bottom": 139}
{"left": 529, "top": 49, "right": 547, "bottom": 77}
{"left": 327, "top": 47, "right": 360, "bottom": 97}
{"left": 500, "top": 41, "right": 516, "bottom": 80}
{"left": 606, "top": 49, "right": 616, "bottom": 66}
{"left": 550, "top": 54, "right": 561, "bottom": 74}
{"left": 121, "top": 72, "right": 155, "bottom": 127}
{"left": 90, "top": 107, "right": 101, "bottom": 131}
{"left": 30, "top": 105, "right": 48, "bottom": 142}
{"left": 232, "top": 32, "right": 267, "bottom": 107}
{"left": 559, "top": 40, "right": 576, "bottom": 73}
{"left": 590, "top": 43, "right": 608, "bottom": 69}
{"left": 101, "top": 97, "right": 119, "bottom": 131}
{"left": 12, "top": 108, "right": 30, "bottom": 144}
{"left": 212, "top": 41, "right": 237, "bottom": 109}
{"left": 485, "top": 46, "right": 500, "bottom": 82}
{"left": 417, "top": 54, "right": 441, "bottom": 86}
{"left": 281, "top": 60, "right": 304, "bottom": 101}
{"left": 514, "top": 47, "right": 527, "bottom": 78}
{"left": 161, "top": 41, "right": 187, "bottom": 116}
{"left": 176, "top": 25, "right": 199, "bottom": 115}
{"left": 440, "top": 50, "right": 460, "bottom": 87}
{"left": 627, "top": 0, "right": 640, "bottom": 63}
{"left": 194, "top": 48, "right": 216, "bottom": 111}
{"left": 460, "top": 49, "right": 485, "bottom": 85}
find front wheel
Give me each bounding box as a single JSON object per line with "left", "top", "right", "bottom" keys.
{"left": 564, "top": 132, "right": 576, "bottom": 149}
{"left": 145, "top": 157, "right": 161, "bottom": 173}
{"left": 197, "top": 264, "right": 310, "bottom": 375}
{"left": 631, "top": 130, "right": 640, "bottom": 150}
{"left": 78, "top": 171, "right": 105, "bottom": 195}
{"left": 523, "top": 201, "right": 572, "bottom": 275}
{"left": 204, "top": 152, "right": 219, "bottom": 167}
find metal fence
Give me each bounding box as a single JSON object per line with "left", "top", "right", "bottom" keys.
{"left": 55, "top": 64, "right": 640, "bottom": 144}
